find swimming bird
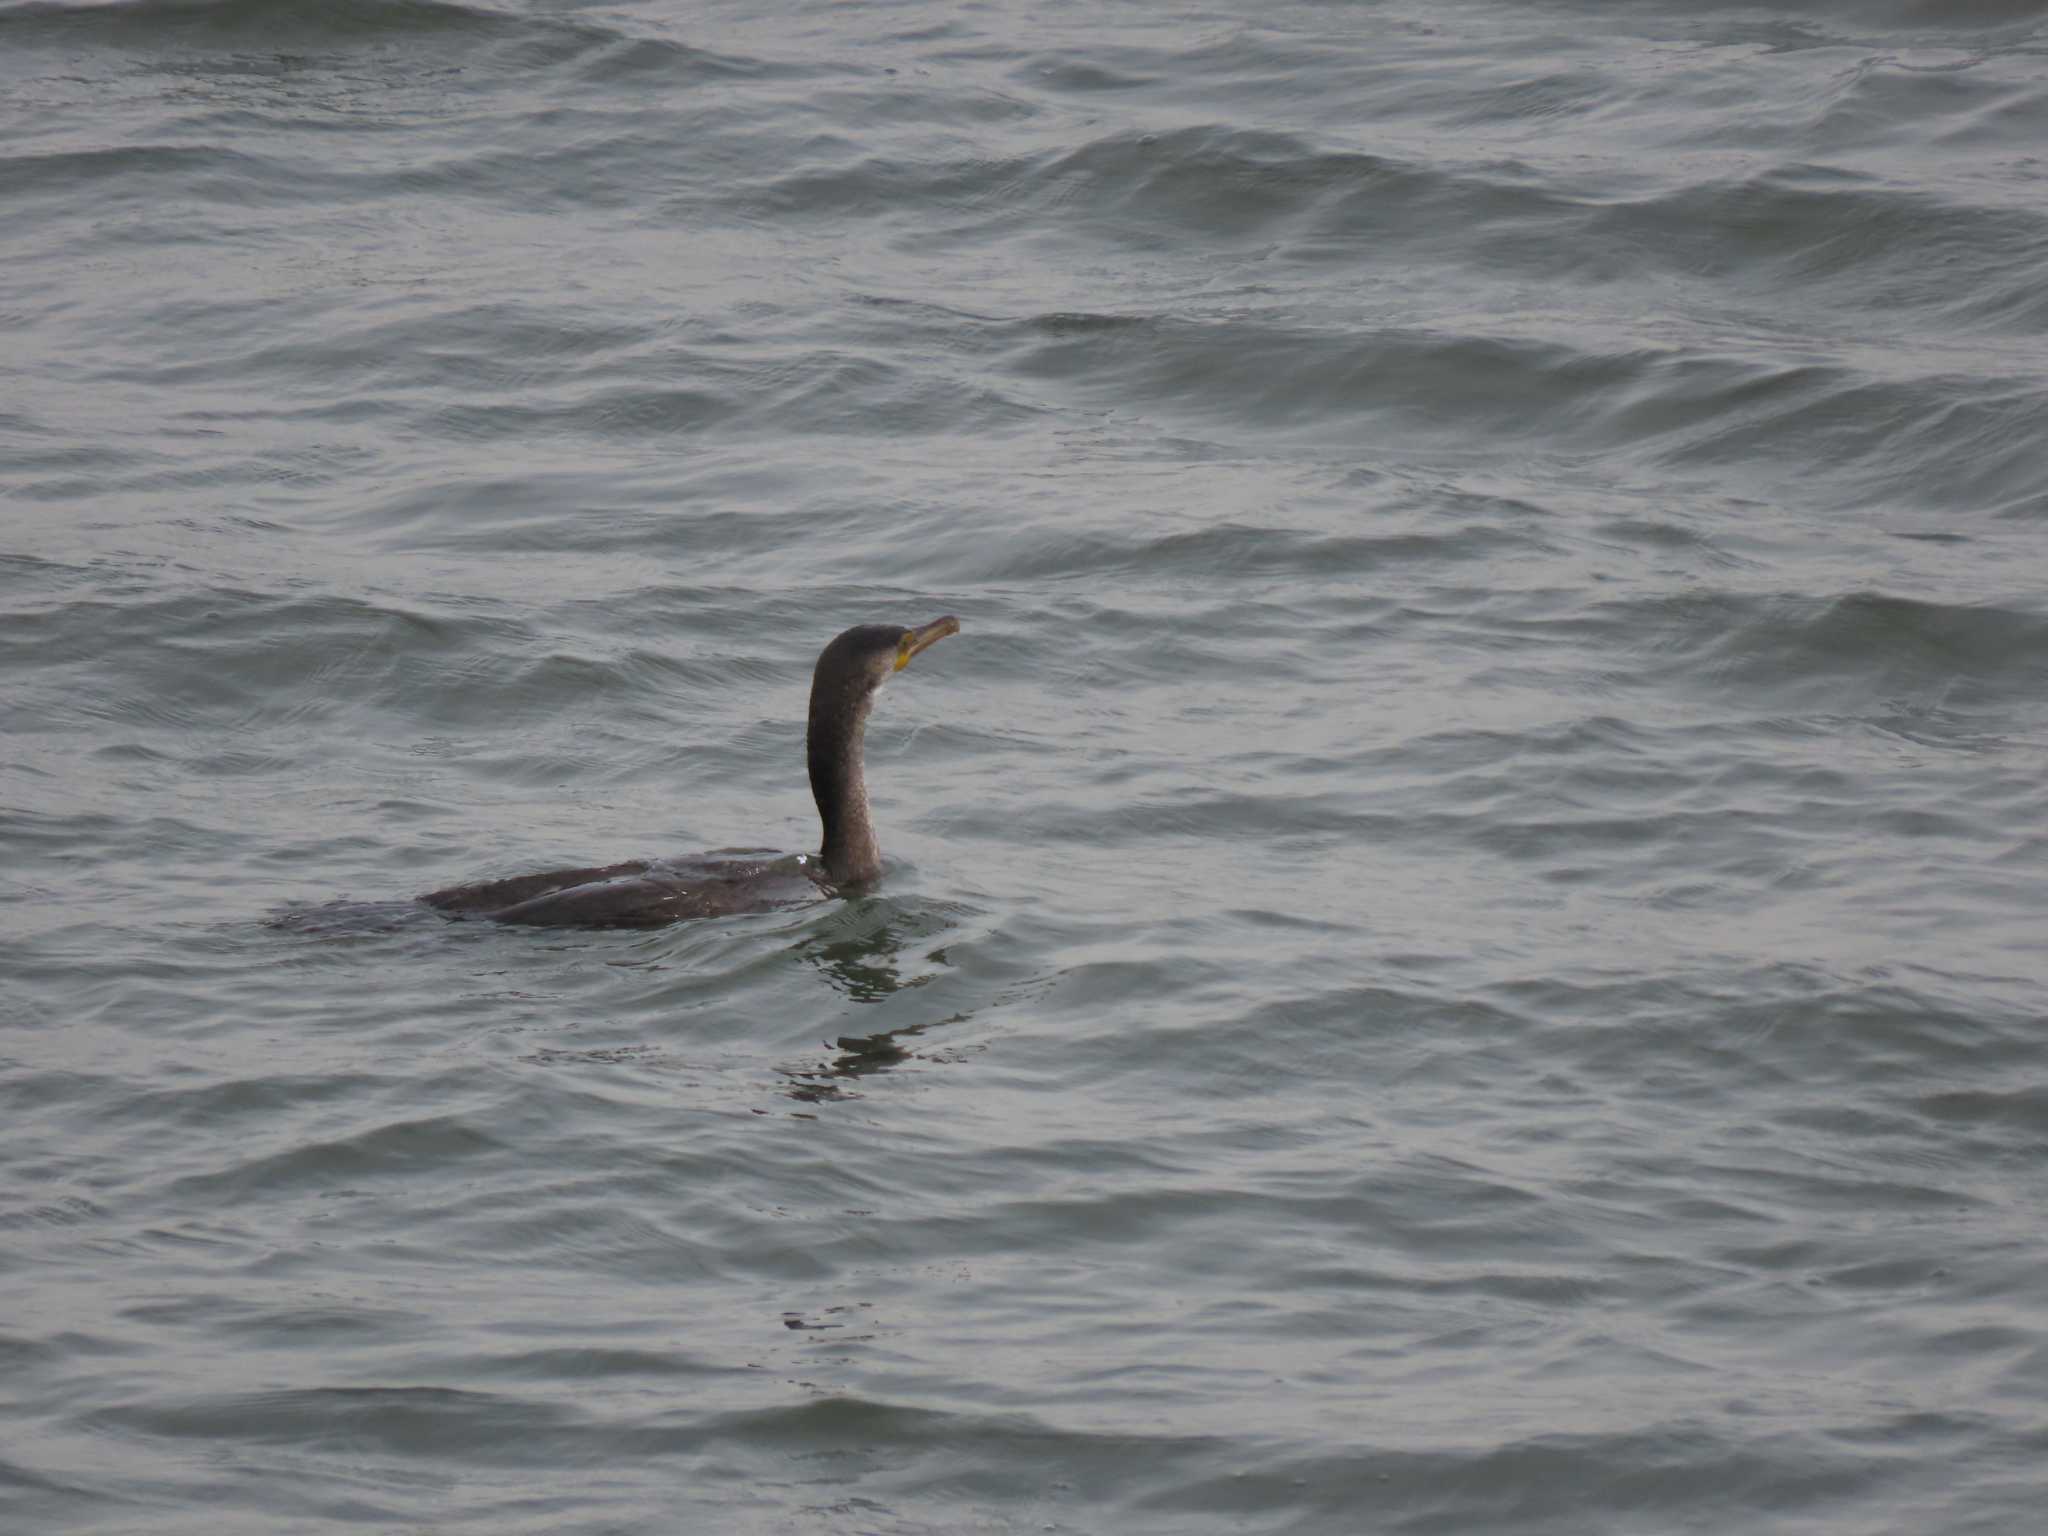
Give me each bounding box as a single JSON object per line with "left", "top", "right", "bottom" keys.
{"left": 419, "top": 617, "right": 960, "bottom": 928}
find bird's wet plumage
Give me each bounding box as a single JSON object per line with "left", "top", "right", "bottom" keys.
{"left": 417, "top": 618, "right": 959, "bottom": 929}
{"left": 420, "top": 852, "right": 823, "bottom": 929}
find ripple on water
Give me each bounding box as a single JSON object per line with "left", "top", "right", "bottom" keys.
{"left": 5, "top": 1, "right": 2048, "bottom": 1533}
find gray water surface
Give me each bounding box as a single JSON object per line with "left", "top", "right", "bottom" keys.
{"left": 5, "top": 1, "right": 2048, "bottom": 1532}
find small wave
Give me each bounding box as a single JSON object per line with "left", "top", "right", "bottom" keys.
{"left": 1597, "top": 169, "right": 2048, "bottom": 337}
{"left": 0, "top": 143, "right": 315, "bottom": 206}
{"left": 0, "top": 0, "right": 775, "bottom": 94}
{"left": 947, "top": 518, "right": 1552, "bottom": 584}
{"left": 1, "top": 0, "right": 584, "bottom": 50}
{"left": 1618, "top": 589, "right": 2048, "bottom": 714}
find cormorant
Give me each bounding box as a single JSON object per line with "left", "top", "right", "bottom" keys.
{"left": 418, "top": 617, "right": 959, "bottom": 928}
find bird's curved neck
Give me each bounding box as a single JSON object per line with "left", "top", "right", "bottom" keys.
{"left": 808, "top": 683, "right": 880, "bottom": 886}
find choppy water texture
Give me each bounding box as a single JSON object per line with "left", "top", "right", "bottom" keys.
{"left": 5, "top": 0, "right": 2048, "bottom": 1531}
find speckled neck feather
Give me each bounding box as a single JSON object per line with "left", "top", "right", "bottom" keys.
{"left": 807, "top": 657, "right": 883, "bottom": 886}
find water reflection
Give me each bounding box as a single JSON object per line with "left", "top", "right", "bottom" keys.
{"left": 802, "top": 928, "right": 926, "bottom": 1002}
{"left": 777, "top": 1015, "right": 971, "bottom": 1104}
{"left": 796, "top": 895, "right": 955, "bottom": 1002}
{"left": 781, "top": 899, "right": 968, "bottom": 1101}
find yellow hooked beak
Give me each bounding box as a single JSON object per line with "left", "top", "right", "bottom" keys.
{"left": 894, "top": 614, "right": 961, "bottom": 671}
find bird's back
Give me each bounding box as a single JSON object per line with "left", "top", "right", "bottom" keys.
{"left": 419, "top": 850, "right": 826, "bottom": 929}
